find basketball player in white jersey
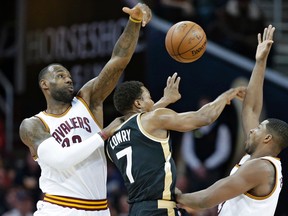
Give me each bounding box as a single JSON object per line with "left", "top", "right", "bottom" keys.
{"left": 176, "top": 25, "right": 288, "bottom": 216}
{"left": 18, "top": 3, "right": 161, "bottom": 216}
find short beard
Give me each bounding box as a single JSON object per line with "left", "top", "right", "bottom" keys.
{"left": 51, "top": 89, "right": 74, "bottom": 103}
{"left": 245, "top": 147, "right": 251, "bottom": 155}
{"left": 245, "top": 143, "right": 254, "bottom": 155}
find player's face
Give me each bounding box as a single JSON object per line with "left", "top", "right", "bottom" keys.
{"left": 48, "top": 66, "right": 74, "bottom": 103}
{"left": 139, "top": 87, "right": 154, "bottom": 112}
{"left": 245, "top": 120, "right": 269, "bottom": 154}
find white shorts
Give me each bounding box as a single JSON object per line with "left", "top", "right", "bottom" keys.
{"left": 34, "top": 201, "right": 111, "bottom": 216}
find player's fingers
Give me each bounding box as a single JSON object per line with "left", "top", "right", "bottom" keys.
{"left": 167, "top": 73, "right": 177, "bottom": 86}
{"left": 263, "top": 27, "right": 267, "bottom": 41}
{"left": 266, "top": 25, "right": 271, "bottom": 39}
{"left": 170, "top": 72, "right": 178, "bottom": 83}
{"left": 122, "top": 7, "right": 132, "bottom": 15}
{"left": 166, "top": 76, "right": 172, "bottom": 86}
{"left": 237, "top": 92, "right": 245, "bottom": 99}
{"left": 236, "top": 92, "right": 246, "bottom": 101}
{"left": 238, "top": 86, "right": 246, "bottom": 91}
{"left": 174, "top": 76, "right": 181, "bottom": 87}
{"left": 123, "top": 6, "right": 143, "bottom": 22}
{"left": 140, "top": 4, "right": 151, "bottom": 27}
{"left": 258, "top": 33, "right": 261, "bottom": 44}
{"left": 236, "top": 87, "right": 246, "bottom": 100}
{"left": 236, "top": 86, "right": 246, "bottom": 94}
{"left": 123, "top": 4, "right": 151, "bottom": 27}
{"left": 229, "top": 88, "right": 241, "bottom": 100}
{"left": 142, "top": 11, "right": 147, "bottom": 27}
{"left": 267, "top": 25, "right": 275, "bottom": 40}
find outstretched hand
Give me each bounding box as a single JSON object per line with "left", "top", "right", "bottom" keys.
{"left": 163, "top": 72, "right": 181, "bottom": 104}
{"left": 256, "top": 24, "right": 275, "bottom": 61}
{"left": 224, "top": 86, "right": 247, "bottom": 105}
{"left": 122, "top": 3, "right": 152, "bottom": 27}
{"left": 151, "top": 72, "right": 181, "bottom": 110}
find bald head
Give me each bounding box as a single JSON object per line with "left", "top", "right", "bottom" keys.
{"left": 38, "top": 63, "right": 66, "bottom": 85}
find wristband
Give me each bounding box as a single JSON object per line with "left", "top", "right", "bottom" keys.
{"left": 98, "top": 131, "right": 109, "bottom": 141}
{"left": 129, "top": 16, "right": 142, "bottom": 23}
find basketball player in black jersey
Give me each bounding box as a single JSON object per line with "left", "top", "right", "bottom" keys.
{"left": 106, "top": 78, "right": 245, "bottom": 215}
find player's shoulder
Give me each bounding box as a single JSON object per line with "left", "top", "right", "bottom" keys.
{"left": 21, "top": 115, "right": 42, "bottom": 125}
{"left": 141, "top": 108, "right": 172, "bottom": 121}
{"left": 149, "top": 107, "right": 174, "bottom": 116}
{"left": 243, "top": 157, "right": 276, "bottom": 174}
{"left": 20, "top": 116, "right": 45, "bottom": 134}
{"left": 19, "top": 116, "right": 46, "bottom": 158}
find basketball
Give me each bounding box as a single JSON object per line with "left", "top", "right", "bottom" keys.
{"left": 165, "top": 21, "right": 207, "bottom": 63}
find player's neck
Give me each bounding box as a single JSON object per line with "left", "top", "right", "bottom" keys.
{"left": 250, "top": 151, "right": 278, "bottom": 159}
{"left": 124, "top": 111, "right": 139, "bottom": 121}
{"left": 45, "top": 103, "right": 71, "bottom": 115}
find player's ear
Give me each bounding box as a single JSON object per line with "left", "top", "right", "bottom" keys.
{"left": 40, "top": 79, "right": 49, "bottom": 90}
{"left": 264, "top": 134, "right": 272, "bottom": 143}
{"left": 134, "top": 99, "right": 142, "bottom": 109}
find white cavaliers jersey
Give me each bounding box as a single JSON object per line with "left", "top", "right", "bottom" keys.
{"left": 218, "top": 154, "right": 283, "bottom": 216}
{"left": 35, "top": 97, "right": 106, "bottom": 199}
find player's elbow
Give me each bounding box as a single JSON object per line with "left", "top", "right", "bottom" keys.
{"left": 111, "top": 55, "right": 131, "bottom": 68}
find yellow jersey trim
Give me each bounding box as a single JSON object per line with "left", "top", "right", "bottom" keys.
{"left": 44, "top": 194, "right": 108, "bottom": 211}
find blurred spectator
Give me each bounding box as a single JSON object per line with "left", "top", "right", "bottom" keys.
{"left": 2, "top": 186, "right": 33, "bottom": 216}
{"left": 0, "top": 115, "right": 5, "bottom": 153}
{"left": 107, "top": 161, "right": 126, "bottom": 197}
{"left": 206, "top": 0, "right": 271, "bottom": 65}
{"left": 194, "top": 0, "right": 215, "bottom": 28}
{"left": 107, "top": 161, "right": 127, "bottom": 216}
{"left": 0, "top": 167, "right": 9, "bottom": 214}
{"left": 13, "top": 152, "right": 41, "bottom": 210}
{"left": 154, "top": 0, "right": 198, "bottom": 23}
{"left": 0, "top": 157, "right": 14, "bottom": 215}
{"left": 180, "top": 96, "right": 232, "bottom": 216}
{"left": 193, "top": 0, "right": 229, "bottom": 28}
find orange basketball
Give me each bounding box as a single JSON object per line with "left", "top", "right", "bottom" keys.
{"left": 165, "top": 21, "right": 207, "bottom": 63}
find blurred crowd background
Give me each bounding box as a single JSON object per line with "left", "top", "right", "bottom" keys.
{"left": 0, "top": 0, "right": 288, "bottom": 215}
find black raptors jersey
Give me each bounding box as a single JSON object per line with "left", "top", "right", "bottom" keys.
{"left": 106, "top": 113, "right": 177, "bottom": 204}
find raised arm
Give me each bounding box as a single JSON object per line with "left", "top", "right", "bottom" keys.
{"left": 78, "top": 3, "right": 152, "bottom": 126}
{"left": 242, "top": 25, "right": 275, "bottom": 135}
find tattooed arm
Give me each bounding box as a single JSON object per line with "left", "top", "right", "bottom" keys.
{"left": 78, "top": 3, "right": 152, "bottom": 127}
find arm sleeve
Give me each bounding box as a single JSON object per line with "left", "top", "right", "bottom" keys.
{"left": 37, "top": 133, "right": 104, "bottom": 170}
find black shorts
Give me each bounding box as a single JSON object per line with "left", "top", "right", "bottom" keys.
{"left": 129, "top": 200, "right": 188, "bottom": 216}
